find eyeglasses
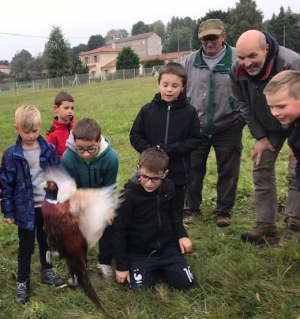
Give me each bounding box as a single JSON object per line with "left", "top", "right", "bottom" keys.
{"left": 75, "top": 146, "right": 99, "bottom": 154}
{"left": 201, "top": 36, "right": 220, "bottom": 45}
{"left": 138, "top": 171, "right": 166, "bottom": 183}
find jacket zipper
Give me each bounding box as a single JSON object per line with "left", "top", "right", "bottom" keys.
{"left": 164, "top": 105, "right": 171, "bottom": 144}
{"left": 156, "top": 194, "right": 161, "bottom": 250}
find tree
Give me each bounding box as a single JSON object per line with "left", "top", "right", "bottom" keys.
{"left": 142, "top": 59, "right": 165, "bottom": 68}
{"left": 226, "top": 0, "right": 263, "bottom": 45}
{"left": 149, "top": 21, "right": 166, "bottom": 43}
{"left": 29, "top": 53, "right": 46, "bottom": 76}
{"left": 105, "top": 29, "right": 129, "bottom": 41}
{"left": 72, "top": 43, "right": 88, "bottom": 59}
{"left": 87, "top": 34, "right": 105, "bottom": 50}
{"left": 132, "top": 21, "right": 150, "bottom": 35}
{"left": 72, "top": 57, "right": 89, "bottom": 74}
{"left": 116, "top": 47, "right": 139, "bottom": 70}
{"left": 45, "top": 26, "right": 73, "bottom": 77}
{"left": 0, "top": 60, "right": 9, "bottom": 66}
{"left": 11, "top": 49, "right": 33, "bottom": 75}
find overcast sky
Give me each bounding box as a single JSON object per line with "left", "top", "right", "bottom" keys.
{"left": 1, "top": 0, "right": 299, "bottom": 61}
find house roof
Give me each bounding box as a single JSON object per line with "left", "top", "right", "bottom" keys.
{"left": 111, "top": 32, "right": 156, "bottom": 44}
{"left": 0, "top": 65, "right": 11, "bottom": 69}
{"left": 101, "top": 60, "right": 117, "bottom": 69}
{"left": 80, "top": 46, "right": 121, "bottom": 56}
{"left": 139, "top": 51, "right": 192, "bottom": 61}
{"left": 100, "top": 51, "right": 192, "bottom": 69}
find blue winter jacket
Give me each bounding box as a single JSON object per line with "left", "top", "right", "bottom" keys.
{"left": 0, "top": 135, "right": 60, "bottom": 230}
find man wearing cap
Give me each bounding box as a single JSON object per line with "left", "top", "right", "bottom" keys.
{"left": 230, "top": 30, "right": 300, "bottom": 245}
{"left": 181, "top": 19, "right": 246, "bottom": 227}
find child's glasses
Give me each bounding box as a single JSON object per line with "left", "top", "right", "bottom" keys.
{"left": 75, "top": 146, "right": 99, "bottom": 154}
{"left": 138, "top": 171, "right": 166, "bottom": 183}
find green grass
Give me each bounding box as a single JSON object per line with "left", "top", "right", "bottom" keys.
{"left": 0, "top": 77, "right": 299, "bottom": 319}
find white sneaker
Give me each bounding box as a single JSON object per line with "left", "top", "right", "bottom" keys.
{"left": 97, "top": 264, "right": 113, "bottom": 279}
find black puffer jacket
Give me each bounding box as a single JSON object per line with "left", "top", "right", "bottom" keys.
{"left": 113, "top": 173, "right": 188, "bottom": 271}
{"left": 130, "top": 92, "right": 202, "bottom": 185}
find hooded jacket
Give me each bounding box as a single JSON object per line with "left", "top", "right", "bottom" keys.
{"left": 129, "top": 92, "right": 202, "bottom": 186}
{"left": 230, "top": 32, "right": 300, "bottom": 140}
{"left": 46, "top": 116, "right": 75, "bottom": 159}
{"left": 62, "top": 132, "right": 119, "bottom": 188}
{"left": 113, "top": 173, "right": 188, "bottom": 271}
{"left": 0, "top": 135, "right": 60, "bottom": 230}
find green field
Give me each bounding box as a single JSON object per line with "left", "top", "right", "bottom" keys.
{"left": 0, "top": 77, "right": 299, "bottom": 319}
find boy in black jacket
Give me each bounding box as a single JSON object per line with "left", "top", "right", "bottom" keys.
{"left": 130, "top": 62, "right": 202, "bottom": 219}
{"left": 114, "top": 148, "right": 194, "bottom": 290}
{"left": 264, "top": 70, "right": 300, "bottom": 245}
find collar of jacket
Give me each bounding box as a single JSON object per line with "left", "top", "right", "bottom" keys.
{"left": 13, "top": 135, "right": 48, "bottom": 158}
{"left": 235, "top": 59, "right": 274, "bottom": 81}
{"left": 193, "top": 42, "right": 232, "bottom": 72}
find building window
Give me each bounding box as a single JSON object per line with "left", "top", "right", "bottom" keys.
{"left": 94, "top": 56, "right": 97, "bottom": 62}
{"left": 85, "top": 57, "right": 88, "bottom": 64}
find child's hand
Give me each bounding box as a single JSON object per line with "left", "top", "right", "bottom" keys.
{"left": 4, "top": 218, "right": 14, "bottom": 225}
{"left": 179, "top": 237, "right": 192, "bottom": 254}
{"left": 116, "top": 270, "right": 130, "bottom": 283}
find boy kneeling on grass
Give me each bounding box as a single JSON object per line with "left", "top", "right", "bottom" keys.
{"left": 264, "top": 70, "right": 300, "bottom": 245}
{"left": 113, "top": 147, "right": 194, "bottom": 290}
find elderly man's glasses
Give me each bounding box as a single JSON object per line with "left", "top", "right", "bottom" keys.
{"left": 201, "top": 36, "right": 220, "bottom": 45}
{"left": 75, "top": 146, "right": 99, "bottom": 154}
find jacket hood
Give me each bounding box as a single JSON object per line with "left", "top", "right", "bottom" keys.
{"left": 66, "top": 131, "right": 109, "bottom": 155}
{"left": 152, "top": 92, "right": 189, "bottom": 109}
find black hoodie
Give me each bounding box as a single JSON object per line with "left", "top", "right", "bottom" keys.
{"left": 130, "top": 92, "right": 202, "bottom": 185}
{"left": 113, "top": 173, "right": 188, "bottom": 271}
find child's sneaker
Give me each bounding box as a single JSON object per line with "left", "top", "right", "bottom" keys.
{"left": 67, "top": 276, "right": 78, "bottom": 288}
{"left": 97, "top": 264, "right": 113, "bottom": 279}
{"left": 15, "top": 280, "right": 30, "bottom": 304}
{"left": 41, "top": 268, "right": 65, "bottom": 287}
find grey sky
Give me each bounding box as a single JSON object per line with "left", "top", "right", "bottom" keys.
{"left": 0, "top": 0, "right": 299, "bottom": 61}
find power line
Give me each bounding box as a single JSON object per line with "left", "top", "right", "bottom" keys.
{"left": 0, "top": 31, "right": 90, "bottom": 39}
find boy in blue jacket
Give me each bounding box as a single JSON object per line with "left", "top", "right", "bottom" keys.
{"left": 0, "top": 105, "right": 64, "bottom": 304}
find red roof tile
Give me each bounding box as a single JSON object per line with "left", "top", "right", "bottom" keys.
{"left": 80, "top": 46, "right": 121, "bottom": 56}
{"left": 111, "top": 32, "right": 156, "bottom": 43}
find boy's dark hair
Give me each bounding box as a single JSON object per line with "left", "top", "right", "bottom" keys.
{"left": 54, "top": 91, "right": 74, "bottom": 106}
{"left": 73, "top": 118, "right": 101, "bottom": 141}
{"left": 139, "top": 148, "right": 169, "bottom": 173}
{"left": 158, "top": 62, "right": 187, "bottom": 87}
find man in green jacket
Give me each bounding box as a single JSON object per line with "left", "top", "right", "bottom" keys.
{"left": 181, "top": 19, "right": 245, "bottom": 227}
{"left": 230, "top": 30, "right": 300, "bottom": 245}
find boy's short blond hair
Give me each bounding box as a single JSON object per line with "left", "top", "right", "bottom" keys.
{"left": 15, "top": 104, "right": 42, "bottom": 131}
{"left": 264, "top": 70, "right": 300, "bottom": 99}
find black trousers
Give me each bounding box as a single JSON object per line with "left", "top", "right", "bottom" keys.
{"left": 172, "top": 185, "right": 186, "bottom": 219}
{"left": 98, "top": 225, "right": 113, "bottom": 265}
{"left": 184, "top": 122, "right": 243, "bottom": 217}
{"left": 17, "top": 207, "right": 52, "bottom": 282}
{"left": 129, "top": 244, "right": 194, "bottom": 290}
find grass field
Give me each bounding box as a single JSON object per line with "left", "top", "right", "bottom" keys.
{"left": 0, "top": 77, "right": 299, "bottom": 319}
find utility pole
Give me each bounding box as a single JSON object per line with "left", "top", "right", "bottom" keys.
{"left": 177, "top": 24, "right": 180, "bottom": 59}
{"left": 283, "top": 25, "right": 286, "bottom": 47}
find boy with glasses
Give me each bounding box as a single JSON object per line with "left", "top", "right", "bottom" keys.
{"left": 114, "top": 148, "right": 194, "bottom": 290}
{"left": 62, "top": 118, "right": 119, "bottom": 282}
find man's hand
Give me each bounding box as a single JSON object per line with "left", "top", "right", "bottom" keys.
{"left": 4, "top": 218, "right": 14, "bottom": 225}
{"left": 252, "top": 137, "right": 275, "bottom": 166}
{"left": 179, "top": 237, "right": 192, "bottom": 254}
{"left": 115, "top": 270, "right": 130, "bottom": 283}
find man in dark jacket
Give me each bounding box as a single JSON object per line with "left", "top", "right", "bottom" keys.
{"left": 230, "top": 30, "right": 300, "bottom": 244}
{"left": 113, "top": 148, "right": 194, "bottom": 290}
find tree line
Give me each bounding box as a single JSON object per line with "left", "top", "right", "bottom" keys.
{"left": 1, "top": 0, "right": 300, "bottom": 81}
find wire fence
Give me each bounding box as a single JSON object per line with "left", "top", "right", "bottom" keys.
{"left": 0, "top": 67, "right": 160, "bottom": 97}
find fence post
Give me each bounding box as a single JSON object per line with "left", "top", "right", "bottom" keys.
{"left": 48, "top": 78, "right": 50, "bottom": 89}
{"left": 61, "top": 77, "right": 64, "bottom": 88}
{"left": 32, "top": 80, "right": 34, "bottom": 92}
{"left": 123, "top": 69, "right": 125, "bottom": 79}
